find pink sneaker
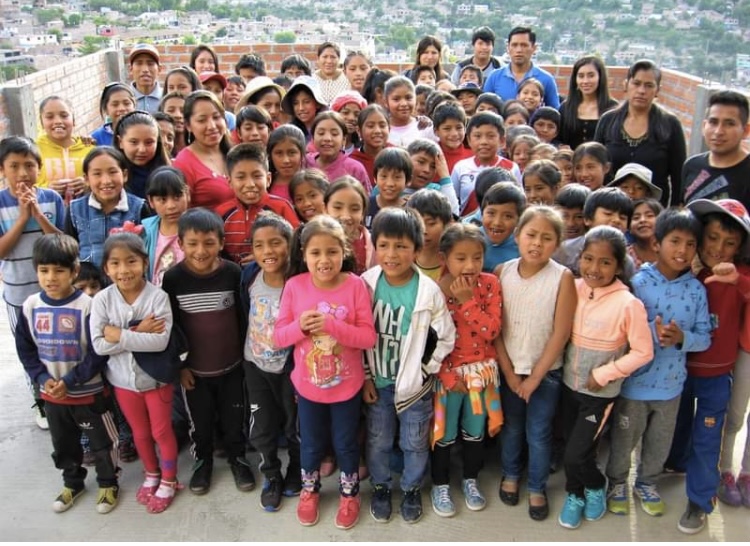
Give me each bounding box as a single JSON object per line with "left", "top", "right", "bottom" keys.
{"left": 335, "top": 494, "right": 361, "bottom": 530}
{"left": 718, "top": 472, "right": 742, "bottom": 506}
{"left": 737, "top": 474, "right": 750, "bottom": 508}
{"left": 297, "top": 489, "right": 320, "bottom": 526}
{"left": 146, "top": 480, "right": 181, "bottom": 514}
{"left": 136, "top": 473, "right": 161, "bottom": 505}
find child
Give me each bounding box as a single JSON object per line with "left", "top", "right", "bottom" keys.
{"left": 458, "top": 65, "right": 483, "bottom": 87}
{"left": 158, "top": 92, "right": 187, "bottom": 156}
{"left": 16, "top": 234, "right": 119, "bottom": 514}
{"left": 350, "top": 104, "right": 391, "bottom": 184}
{"left": 224, "top": 75, "right": 246, "bottom": 114}
{"left": 268, "top": 125, "right": 307, "bottom": 203}
{"left": 523, "top": 159, "right": 561, "bottom": 206}
{"left": 559, "top": 226, "right": 654, "bottom": 529}
{"left": 91, "top": 83, "right": 136, "bottom": 146}
{"left": 415, "top": 84, "right": 432, "bottom": 117}
{"left": 153, "top": 112, "right": 176, "bottom": 157}
{"left": 411, "top": 65, "right": 437, "bottom": 87}
{"left": 142, "top": 166, "right": 189, "bottom": 285}
{"left": 530, "top": 107, "right": 561, "bottom": 145}
{"left": 627, "top": 198, "right": 663, "bottom": 269}
{"left": 481, "top": 182, "right": 526, "bottom": 272}
{"left": 362, "top": 207, "right": 456, "bottom": 523}
{"left": 236, "top": 76, "right": 285, "bottom": 127}
{"left": 606, "top": 209, "right": 711, "bottom": 518}
{"left": 90, "top": 233, "right": 180, "bottom": 513}
{"left": 236, "top": 105, "right": 273, "bottom": 148}
{"left": 517, "top": 78, "right": 545, "bottom": 113}
{"left": 241, "top": 212, "right": 301, "bottom": 511}
{"left": 503, "top": 102, "right": 531, "bottom": 127}
{"left": 431, "top": 223, "right": 503, "bottom": 517}
{"left": 162, "top": 208, "right": 254, "bottom": 496}
{"left": 325, "top": 177, "right": 373, "bottom": 274}
{"left": 553, "top": 149, "right": 574, "bottom": 185}
{"left": 273, "top": 215, "right": 377, "bottom": 529}
{"left": 407, "top": 189, "right": 454, "bottom": 281}
{"left": 607, "top": 163, "right": 662, "bottom": 202}
{"left": 290, "top": 169, "right": 329, "bottom": 223}
{"left": 365, "top": 148, "right": 411, "bottom": 228}
{"left": 509, "top": 134, "right": 540, "bottom": 174}
{"left": 218, "top": 144, "right": 300, "bottom": 266}
{"left": 432, "top": 102, "right": 473, "bottom": 173}
{"left": 475, "top": 93, "right": 504, "bottom": 115}
{"left": 554, "top": 183, "right": 590, "bottom": 241}
{"left": 385, "top": 76, "right": 432, "bottom": 148}
{"left": 280, "top": 54, "right": 312, "bottom": 80}
{"left": 74, "top": 261, "right": 108, "bottom": 297}
{"left": 343, "top": 51, "right": 372, "bottom": 95}
{"left": 330, "top": 91, "right": 367, "bottom": 155}
{"left": 406, "top": 139, "right": 459, "bottom": 213}
{"left": 495, "top": 206, "right": 576, "bottom": 521}
{"left": 280, "top": 75, "right": 327, "bottom": 142}
{"left": 452, "top": 112, "right": 522, "bottom": 216}
{"left": 530, "top": 144, "right": 557, "bottom": 163}
{"left": 164, "top": 65, "right": 201, "bottom": 97}
{"left": 573, "top": 142, "right": 611, "bottom": 191}
{"left": 462, "top": 168, "right": 518, "bottom": 227}
{"left": 450, "top": 82, "right": 482, "bottom": 116}
{"left": 65, "top": 147, "right": 149, "bottom": 267}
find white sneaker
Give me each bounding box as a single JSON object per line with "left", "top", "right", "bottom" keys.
{"left": 35, "top": 403, "right": 49, "bottom": 430}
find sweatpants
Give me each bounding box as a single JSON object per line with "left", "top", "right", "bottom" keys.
{"left": 720, "top": 350, "right": 750, "bottom": 475}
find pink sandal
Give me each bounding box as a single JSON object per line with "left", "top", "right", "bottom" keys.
{"left": 136, "top": 472, "right": 161, "bottom": 505}
{"left": 146, "top": 480, "right": 182, "bottom": 514}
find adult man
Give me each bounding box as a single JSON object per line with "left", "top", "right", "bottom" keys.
{"left": 129, "top": 43, "right": 162, "bottom": 114}
{"left": 483, "top": 27, "right": 560, "bottom": 109}
{"left": 682, "top": 90, "right": 750, "bottom": 208}
{"left": 450, "top": 26, "right": 504, "bottom": 86}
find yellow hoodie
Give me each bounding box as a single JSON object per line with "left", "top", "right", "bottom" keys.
{"left": 35, "top": 133, "right": 95, "bottom": 188}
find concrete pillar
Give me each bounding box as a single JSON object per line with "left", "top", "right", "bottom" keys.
{"left": 2, "top": 83, "right": 37, "bottom": 139}
{"left": 104, "top": 49, "right": 126, "bottom": 83}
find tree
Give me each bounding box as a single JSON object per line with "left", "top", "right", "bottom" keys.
{"left": 35, "top": 7, "right": 64, "bottom": 25}
{"left": 49, "top": 29, "right": 63, "bottom": 43}
{"left": 215, "top": 27, "right": 228, "bottom": 38}
{"left": 63, "top": 13, "right": 83, "bottom": 27}
{"left": 186, "top": 0, "right": 209, "bottom": 11}
{"left": 78, "top": 36, "right": 110, "bottom": 56}
{"left": 183, "top": 34, "right": 197, "bottom": 45}
{"left": 274, "top": 31, "right": 296, "bottom": 44}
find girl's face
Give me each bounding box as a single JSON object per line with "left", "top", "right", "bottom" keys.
{"left": 304, "top": 233, "right": 344, "bottom": 288}
{"left": 194, "top": 50, "right": 216, "bottom": 73}
{"left": 533, "top": 119, "right": 558, "bottom": 143}
{"left": 118, "top": 123, "right": 158, "bottom": 166}
{"left": 270, "top": 138, "right": 303, "bottom": 179}
{"left": 517, "top": 215, "right": 559, "bottom": 267}
{"left": 326, "top": 187, "right": 365, "bottom": 240}
{"left": 338, "top": 104, "right": 361, "bottom": 138}
{"left": 185, "top": 99, "right": 226, "bottom": 148}
{"left": 415, "top": 94, "right": 428, "bottom": 116}
{"left": 85, "top": 153, "right": 125, "bottom": 205}
{"left": 292, "top": 180, "right": 326, "bottom": 221}
{"left": 518, "top": 85, "right": 542, "bottom": 112}
{"left": 580, "top": 240, "right": 621, "bottom": 289}
{"left": 104, "top": 246, "right": 147, "bottom": 295}
{"left": 442, "top": 239, "right": 483, "bottom": 287}
{"left": 252, "top": 226, "right": 289, "bottom": 278}
{"left": 555, "top": 158, "right": 573, "bottom": 185}
{"left": 630, "top": 203, "right": 658, "bottom": 242}
{"left": 313, "top": 119, "right": 345, "bottom": 160}
{"left": 318, "top": 47, "right": 340, "bottom": 76}
{"left": 512, "top": 142, "right": 532, "bottom": 170}
{"left": 238, "top": 120, "right": 270, "bottom": 147}
{"left": 224, "top": 82, "right": 244, "bottom": 112}
{"left": 162, "top": 97, "right": 185, "bottom": 134}
{"left": 476, "top": 102, "right": 499, "bottom": 115}
{"left": 417, "top": 71, "right": 436, "bottom": 87}
{"left": 157, "top": 120, "right": 175, "bottom": 156}
{"left": 41, "top": 99, "right": 74, "bottom": 143}
{"left": 386, "top": 85, "right": 416, "bottom": 125}
{"left": 505, "top": 112, "right": 527, "bottom": 127}
{"left": 576, "top": 63, "right": 600, "bottom": 97}
{"left": 293, "top": 90, "right": 318, "bottom": 126}
{"left": 360, "top": 111, "right": 389, "bottom": 151}
{"left": 148, "top": 192, "right": 188, "bottom": 225}
{"left": 166, "top": 73, "right": 194, "bottom": 96}
{"left": 618, "top": 177, "right": 649, "bottom": 200}
{"left": 105, "top": 90, "right": 135, "bottom": 126}
{"left": 574, "top": 154, "right": 609, "bottom": 190}
{"left": 419, "top": 45, "right": 440, "bottom": 68}
{"left": 345, "top": 55, "right": 371, "bottom": 92}
{"left": 255, "top": 89, "right": 282, "bottom": 123}
{"left": 524, "top": 174, "right": 556, "bottom": 205}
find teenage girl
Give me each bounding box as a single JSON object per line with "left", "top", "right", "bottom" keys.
{"left": 431, "top": 223, "right": 503, "bottom": 517}
{"left": 164, "top": 66, "right": 201, "bottom": 97}
{"left": 281, "top": 76, "right": 327, "bottom": 143}
{"left": 343, "top": 51, "right": 372, "bottom": 95}
{"left": 324, "top": 176, "right": 373, "bottom": 275}
{"left": 273, "top": 215, "right": 377, "bottom": 530}
{"left": 558, "top": 226, "right": 652, "bottom": 530}
{"left": 349, "top": 104, "right": 390, "bottom": 184}
{"left": 268, "top": 125, "right": 307, "bottom": 203}
{"left": 627, "top": 198, "right": 663, "bottom": 269}
{"left": 90, "top": 233, "right": 180, "bottom": 514}
{"left": 235, "top": 105, "right": 273, "bottom": 147}
{"left": 290, "top": 169, "right": 329, "bottom": 223}
{"left": 495, "top": 206, "right": 576, "bottom": 521}
{"left": 384, "top": 76, "right": 431, "bottom": 148}
{"left": 113, "top": 111, "right": 171, "bottom": 198}
{"left": 510, "top": 135, "right": 540, "bottom": 173}
{"left": 330, "top": 91, "right": 367, "bottom": 155}
{"left": 91, "top": 83, "right": 136, "bottom": 146}
{"left": 523, "top": 159, "right": 562, "bottom": 206}
{"left": 158, "top": 92, "right": 187, "bottom": 156}
{"left": 573, "top": 142, "right": 611, "bottom": 191}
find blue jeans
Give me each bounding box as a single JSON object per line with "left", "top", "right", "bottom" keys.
{"left": 500, "top": 368, "right": 562, "bottom": 494}
{"left": 366, "top": 385, "right": 432, "bottom": 491}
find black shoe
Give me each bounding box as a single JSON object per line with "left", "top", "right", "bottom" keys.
{"left": 189, "top": 459, "right": 213, "bottom": 495}
{"left": 400, "top": 488, "right": 423, "bottom": 523}
{"left": 283, "top": 468, "right": 302, "bottom": 497}
{"left": 528, "top": 492, "right": 549, "bottom": 521}
{"left": 261, "top": 476, "right": 283, "bottom": 512}
{"left": 230, "top": 458, "right": 256, "bottom": 492}
{"left": 370, "top": 484, "right": 392, "bottom": 522}
{"left": 499, "top": 478, "right": 519, "bottom": 506}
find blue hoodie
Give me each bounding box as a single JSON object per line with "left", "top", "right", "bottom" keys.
{"left": 621, "top": 262, "right": 712, "bottom": 401}
{"left": 481, "top": 228, "right": 519, "bottom": 272}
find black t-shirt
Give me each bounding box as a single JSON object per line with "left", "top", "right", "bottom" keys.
{"left": 682, "top": 152, "right": 750, "bottom": 209}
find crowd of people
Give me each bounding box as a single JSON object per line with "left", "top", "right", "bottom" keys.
{"left": 1, "top": 23, "right": 749, "bottom": 536}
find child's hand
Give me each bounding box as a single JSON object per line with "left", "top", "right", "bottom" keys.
{"left": 49, "top": 379, "right": 68, "bottom": 399}
{"left": 103, "top": 325, "right": 121, "bottom": 343}
{"left": 705, "top": 262, "right": 739, "bottom": 285}
{"left": 43, "top": 378, "right": 58, "bottom": 395}
{"left": 133, "top": 314, "right": 166, "bottom": 334}
{"left": 585, "top": 371, "right": 604, "bottom": 392}
{"left": 239, "top": 252, "right": 255, "bottom": 266}
{"left": 363, "top": 379, "right": 378, "bottom": 404}
{"left": 449, "top": 275, "right": 474, "bottom": 304}
{"left": 435, "top": 149, "right": 450, "bottom": 180}
{"left": 180, "top": 368, "right": 195, "bottom": 390}
{"left": 655, "top": 316, "right": 684, "bottom": 348}
{"left": 416, "top": 115, "right": 432, "bottom": 130}
{"left": 516, "top": 375, "right": 541, "bottom": 402}
{"left": 503, "top": 371, "right": 523, "bottom": 393}
{"left": 451, "top": 377, "right": 469, "bottom": 394}
{"left": 301, "top": 310, "right": 326, "bottom": 335}
{"left": 66, "top": 176, "right": 86, "bottom": 198}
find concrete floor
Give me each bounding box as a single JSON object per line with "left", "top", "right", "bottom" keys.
{"left": 1, "top": 307, "right": 749, "bottom": 541}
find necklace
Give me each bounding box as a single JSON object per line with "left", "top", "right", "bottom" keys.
{"left": 621, "top": 126, "right": 648, "bottom": 147}
{"left": 195, "top": 146, "right": 227, "bottom": 178}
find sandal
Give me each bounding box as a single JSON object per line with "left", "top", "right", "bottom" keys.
{"left": 146, "top": 480, "right": 182, "bottom": 514}
{"left": 499, "top": 477, "right": 520, "bottom": 506}
{"left": 528, "top": 491, "right": 549, "bottom": 521}
{"left": 136, "top": 472, "right": 161, "bottom": 505}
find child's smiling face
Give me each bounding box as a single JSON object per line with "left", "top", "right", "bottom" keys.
{"left": 699, "top": 219, "right": 743, "bottom": 268}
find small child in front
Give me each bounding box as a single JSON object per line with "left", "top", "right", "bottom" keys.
{"left": 407, "top": 189, "right": 454, "bottom": 281}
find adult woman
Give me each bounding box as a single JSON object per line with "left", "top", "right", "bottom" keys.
{"left": 189, "top": 44, "right": 219, "bottom": 74}
{"left": 312, "top": 42, "right": 350, "bottom": 104}
{"left": 404, "top": 36, "right": 449, "bottom": 81}
{"left": 172, "top": 90, "right": 234, "bottom": 212}
{"left": 560, "top": 56, "right": 618, "bottom": 150}
{"left": 594, "top": 60, "right": 686, "bottom": 206}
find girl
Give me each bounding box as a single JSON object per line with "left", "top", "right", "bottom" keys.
{"left": 573, "top": 142, "right": 611, "bottom": 191}
{"left": 172, "top": 90, "right": 235, "bottom": 212}
{"left": 236, "top": 105, "right": 273, "bottom": 147}
{"left": 324, "top": 176, "right": 372, "bottom": 275}
{"left": 158, "top": 92, "right": 187, "bottom": 156}
{"left": 224, "top": 75, "right": 245, "bottom": 114}
{"left": 153, "top": 113, "right": 176, "bottom": 157}
{"left": 362, "top": 68, "right": 397, "bottom": 106}
{"left": 236, "top": 77, "right": 286, "bottom": 126}
{"left": 510, "top": 134, "right": 540, "bottom": 173}
{"left": 517, "top": 78, "right": 545, "bottom": 114}
{"left": 503, "top": 101, "right": 531, "bottom": 127}
{"left": 36, "top": 96, "right": 94, "bottom": 199}
{"left": 559, "top": 226, "right": 652, "bottom": 529}
{"left": 190, "top": 44, "right": 219, "bottom": 74}
{"left": 164, "top": 66, "right": 201, "bottom": 97}
{"left": 113, "top": 111, "right": 171, "bottom": 198}
{"left": 343, "top": 51, "right": 372, "bottom": 95}
{"left": 307, "top": 112, "right": 372, "bottom": 194}
{"left": 475, "top": 93, "right": 505, "bottom": 115}
{"left": 273, "top": 215, "right": 377, "bottom": 529}
{"left": 431, "top": 223, "right": 503, "bottom": 517}
{"left": 268, "top": 125, "right": 307, "bottom": 203}
{"left": 313, "top": 42, "right": 351, "bottom": 104}
{"left": 90, "top": 233, "right": 180, "bottom": 514}
{"left": 65, "top": 147, "right": 149, "bottom": 267}
{"left": 349, "top": 104, "right": 390, "bottom": 184}
{"left": 384, "top": 76, "right": 431, "bottom": 148}
{"left": 91, "top": 83, "right": 136, "bottom": 146}
{"left": 290, "top": 169, "right": 329, "bottom": 223}
{"left": 553, "top": 149, "right": 574, "bottom": 185}
{"left": 330, "top": 91, "right": 367, "bottom": 155}
{"left": 281, "top": 76, "right": 328, "bottom": 143}
{"left": 495, "top": 206, "right": 576, "bottom": 521}
{"left": 523, "top": 159, "right": 561, "bottom": 206}
{"left": 627, "top": 198, "right": 663, "bottom": 270}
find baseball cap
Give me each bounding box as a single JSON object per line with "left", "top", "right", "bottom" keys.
{"left": 608, "top": 163, "right": 662, "bottom": 202}
{"left": 687, "top": 198, "right": 750, "bottom": 256}
{"left": 199, "top": 71, "right": 227, "bottom": 90}
{"left": 128, "top": 43, "right": 160, "bottom": 64}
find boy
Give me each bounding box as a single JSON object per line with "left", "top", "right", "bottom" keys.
{"left": 432, "top": 102, "right": 473, "bottom": 173}
{"left": 451, "top": 112, "right": 522, "bottom": 217}
{"left": 554, "top": 183, "right": 591, "bottom": 241}
{"left": 450, "top": 82, "right": 482, "bottom": 116}
{"left": 606, "top": 209, "right": 711, "bottom": 518}
{"left": 407, "top": 189, "right": 453, "bottom": 281}
{"left": 129, "top": 43, "right": 162, "bottom": 114}
{"left": 667, "top": 199, "right": 750, "bottom": 534}
{"left": 362, "top": 207, "right": 456, "bottom": 523}
{"left": 458, "top": 65, "right": 484, "bottom": 87}
{"left": 162, "top": 208, "right": 254, "bottom": 495}
{"left": 462, "top": 167, "right": 517, "bottom": 227}
{"left": 607, "top": 163, "right": 663, "bottom": 202}
{"left": 0, "top": 136, "right": 65, "bottom": 428}
{"left": 199, "top": 71, "right": 237, "bottom": 131}
{"left": 280, "top": 54, "right": 312, "bottom": 80}
{"left": 74, "top": 262, "right": 108, "bottom": 297}
{"left": 365, "top": 148, "right": 411, "bottom": 229}
{"left": 481, "top": 182, "right": 526, "bottom": 272}
{"left": 236, "top": 53, "right": 267, "bottom": 82}
{"left": 411, "top": 65, "right": 437, "bottom": 87}
{"left": 406, "top": 139, "right": 460, "bottom": 216}
{"left": 16, "top": 234, "right": 119, "bottom": 514}
{"left": 217, "top": 144, "right": 299, "bottom": 265}
{"left": 529, "top": 107, "right": 561, "bottom": 145}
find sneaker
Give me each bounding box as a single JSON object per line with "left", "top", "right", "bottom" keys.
{"left": 34, "top": 401, "right": 49, "bottom": 430}
{"left": 462, "top": 478, "right": 487, "bottom": 511}
{"left": 369, "top": 484, "right": 392, "bottom": 523}
{"left": 634, "top": 481, "right": 666, "bottom": 516}
{"left": 717, "top": 472, "right": 743, "bottom": 507}
{"left": 737, "top": 474, "right": 750, "bottom": 508}
{"left": 147, "top": 480, "right": 180, "bottom": 514}
{"left": 260, "top": 476, "right": 283, "bottom": 512}
{"left": 52, "top": 485, "right": 85, "bottom": 513}
{"left": 335, "top": 494, "right": 361, "bottom": 530}
{"left": 400, "top": 488, "right": 423, "bottom": 523}
{"left": 230, "top": 459, "right": 256, "bottom": 492}
{"left": 584, "top": 486, "right": 607, "bottom": 521}
{"left": 297, "top": 489, "right": 320, "bottom": 526}
{"left": 678, "top": 500, "right": 706, "bottom": 534}
{"left": 607, "top": 482, "right": 629, "bottom": 515}
{"left": 189, "top": 459, "right": 213, "bottom": 495}
{"left": 558, "top": 493, "right": 585, "bottom": 529}
{"left": 430, "top": 484, "right": 456, "bottom": 517}
{"left": 95, "top": 486, "right": 119, "bottom": 514}
{"left": 118, "top": 440, "right": 138, "bottom": 463}
{"left": 283, "top": 469, "right": 302, "bottom": 497}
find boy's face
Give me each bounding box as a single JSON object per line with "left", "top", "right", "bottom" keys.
{"left": 239, "top": 67, "right": 260, "bottom": 82}
{"left": 179, "top": 228, "right": 224, "bottom": 275}
{"left": 229, "top": 159, "right": 271, "bottom": 206}
{"left": 417, "top": 71, "right": 436, "bottom": 87}
{"left": 37, "top": 263, "right": 78, "bottom": 300}
{"left": 460, "top": 71, "right": 481, "bottom": 86}
{"left": 129, "top": 54, "right": 159, "bottom": 93}
{"left": 1, "top": 153, "right": 39, "bottom": 194}
{"left": 457, "top": 92, "right": 478, "bottom": 115}
{"left": 699, "top": 219, "right": 743, "bottom": 268}
{"left": 618, "top": 176, "right": 649, "bottom": 201}
{"left": 252, "top": 225, "right": 289, "bottom": 278}
{"left": 558, "top": 206, "right": 586, "bottom": 240}
{"left": 74, "top": 278, "right": 102, "bottom": 297}
{"left": 410, "top": 151, "right": 437, "bottom": 189}
{"left": 482, "top": 202, "right": 519, "bottom": 245}
{"left": 420, "top": 213, "right": 446, "bottom": 250}
{"left": 375, "top": 234, "right": 418, "bottom": 286}
{"left": 202, "top": 80, "right": 224, "bottom": 100}
{"left": 468, "top": 124, "right": 503, "bottom": 164}
{"left": 224, "top": 82, "right": 244, "bottom": 111}
{"left": 415, "top": 94, "right": 427, "bottom": 116}
{"left": 376, "top": 167, "right": 407, "bottom": 205}
{"left": 148, "top": 194, "right": 189, "bottom": 224}
{"left": 656, "top": 229, "right": 697, "bottom": 279}
{"left": 532, "top": 119, "right": 558, "bottom": 143}
{"left": 435, "top": 119, "right": 465, "bottom": 150}
{"left": 586, "top": 207, "right": 629, "bottom": 233}
{"left": 703, "top": 104, "right": 750, "bottom": 158}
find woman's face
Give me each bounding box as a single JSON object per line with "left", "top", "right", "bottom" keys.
{"left": 194, "top": 50, "right": 216, "bottom": 73}
{"left": 318, "top": 47, "right": 340, "bottom": 77}
{"left": 419, "top": 45, "right": 440, "bottom": 68}
{"left": 626, "top": 69, "right": 659, "bottom": 110}
{"left": 576, "top": 63, "right": 600, "bottom": 97}
{"left": 185, "top": 99, "right": 226, "bottom": 148}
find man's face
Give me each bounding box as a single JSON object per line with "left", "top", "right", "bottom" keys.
{"left": 129, "top": 54, "right": 159, "bottom": 92}
{"left": 507, "top": 32, "right": 536, "bottom": 68}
